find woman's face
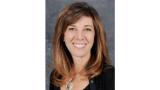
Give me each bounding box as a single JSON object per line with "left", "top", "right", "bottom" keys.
{"left": 64, "top": 16, "right": 95, "bottom": 59}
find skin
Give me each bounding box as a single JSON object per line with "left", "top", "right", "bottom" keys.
{"left": 61, "top": 16, "right": 95, "bottom": 90}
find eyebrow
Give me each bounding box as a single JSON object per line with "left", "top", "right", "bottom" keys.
{"left": 68, "top": 25, "right": 93, "bottom": 28}
{"left": 84, "top": 25, "right": 93, "bottom": 28}
{"left": 68, "top": 25, "right": 76, "bottom": 27}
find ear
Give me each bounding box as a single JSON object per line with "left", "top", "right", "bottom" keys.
{"left": 63, "top": 37, "right": 65, "bottom": 42}
{"left": 62, "top": 34, "right": 65, "bottom": 42}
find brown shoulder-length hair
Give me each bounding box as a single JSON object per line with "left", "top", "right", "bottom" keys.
{"left": 51, "top": 2, "right": 111, "bottom": 86}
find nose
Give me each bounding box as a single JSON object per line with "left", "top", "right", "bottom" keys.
{"left": 76, "top": 31, "right": 84, "bottom": 40}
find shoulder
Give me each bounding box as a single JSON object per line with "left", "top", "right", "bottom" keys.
{"left": 49, "top": 70, "right": 59, "bottom": 90}
{"left": 102, "top": 64, "right": 115, "bottom": 79}
{"left": 93, "top": 64, "right": 114, "bottom": 90}
{"left": 94, "top": 64, "right": 114, "bottom": 79}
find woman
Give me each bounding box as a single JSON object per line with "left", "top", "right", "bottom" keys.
{"left": 50, "top": 2, "right": 114, "bottom": 90}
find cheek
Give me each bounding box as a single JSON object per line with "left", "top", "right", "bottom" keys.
{"left": 64, "top": 32, "right": 74, "bottom": 42}
{"left": 87, "top": 33, "right": 95, "bottom": 42}
{"left": 85, "top": 34, "right": 95, "bottom": 47}
{"left": 90, "top": 36, "right": 95, "bottom": 45}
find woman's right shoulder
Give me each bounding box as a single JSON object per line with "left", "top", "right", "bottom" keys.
{"left": 50, "top": 69, "right": 55, "bottom": 84}
{"left": 50, "top": 69, "right": 55, "bottom": 79}
{"left": 49, "top": 70, "right": 59, "bottom": 90}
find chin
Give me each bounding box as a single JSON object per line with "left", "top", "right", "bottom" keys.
{"left": 69, "top": 48, "right": 91, "bottom": 58}
{"left": 72, "top": 53, "right": 86, "bottom": 57}
{"left": 71, "top": 52, "right": 88, "bottom": 58}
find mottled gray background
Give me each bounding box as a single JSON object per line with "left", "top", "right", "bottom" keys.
{"left": 46, "top": 0, "right": 114, "bottom": 90}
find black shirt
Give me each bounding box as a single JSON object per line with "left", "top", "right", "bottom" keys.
{"left": 49, "top": 64, "right": 114, "bottom": 90}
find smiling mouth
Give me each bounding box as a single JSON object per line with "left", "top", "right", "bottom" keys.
{"left": 73, "top": 43, "right": 86, "bottom": 48}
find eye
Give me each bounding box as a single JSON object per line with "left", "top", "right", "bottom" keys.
{"left": 85, "top": 28, "right": 92, "bottom": 31}
{"left": 68, "top": 27, "right": 75, "bottom": 31}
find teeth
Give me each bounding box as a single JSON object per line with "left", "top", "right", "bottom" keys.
{"left": 73, "top": 43, "right": 86, "bottom": 48}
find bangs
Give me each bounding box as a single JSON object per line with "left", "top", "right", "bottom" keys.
{"left": 63, "top": 9, "right": 93, "bottom": 29}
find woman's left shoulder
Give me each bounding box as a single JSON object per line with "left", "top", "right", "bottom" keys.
{"left": 103, "top": 64, "right": 114, "bottom": 74}
{"left": 102, "top": 64, "right": 115, "bottom": 89}
{"left": 93, "top": 64, "right": 114, "bottom": 90}
{"left": 102, "top": 64, "right": 115, "bottom": 79}
{"left": 95, "top": 64, "right": 114, "bottom": 80}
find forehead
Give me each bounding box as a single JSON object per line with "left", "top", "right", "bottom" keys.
{"left": 70, "top": 16, "right": 93, "bottom": 27}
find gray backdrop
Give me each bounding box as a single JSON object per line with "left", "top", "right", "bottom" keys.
{"left": 46, "top": 0, "right": 114, "bottom": 90}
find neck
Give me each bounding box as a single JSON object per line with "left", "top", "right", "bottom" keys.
{"left": 72, "top": 53, "right": 91, "bottom": 74}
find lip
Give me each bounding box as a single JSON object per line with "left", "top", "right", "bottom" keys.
{"left": 73, "top": 43, "right": 86, "bottom": 48}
